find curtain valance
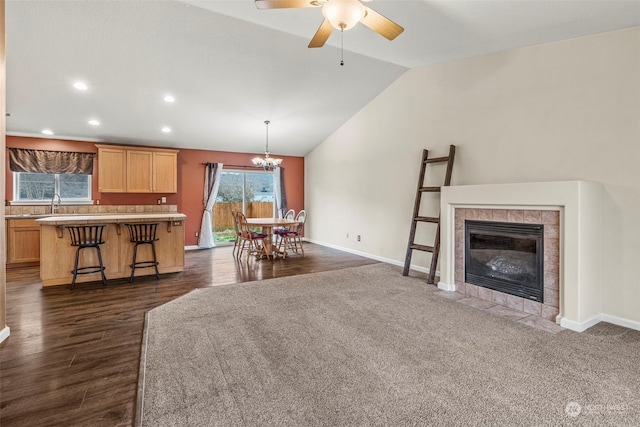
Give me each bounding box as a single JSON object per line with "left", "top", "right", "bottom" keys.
{"left": 9, "top": 148, "right": 95, "bottom": 175}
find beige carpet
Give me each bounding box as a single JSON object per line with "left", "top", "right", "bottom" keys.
{"left": 136, "top": 263, "right": 639, "bottom": 426}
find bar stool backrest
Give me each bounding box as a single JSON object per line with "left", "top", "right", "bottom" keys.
{"left": 67, "top": 225, "right": 105, "bottom": 246}
{"left": 126, "top": 223, "right": 159, "bottom": 243}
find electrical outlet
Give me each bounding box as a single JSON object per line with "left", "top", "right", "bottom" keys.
{"left": 346, "top": 232, "right": 349, "bottom": 238}
{"left": 161, "top": 196, "right": 167, "bottom": 203}
{"left": 357, "top": 235, "right": 361, "bottom": 242}
{"left": 157, "top": 199, "right": 161, "bottom": 205}
{"left": 195, "top": 231, "right": 199, "bottom": 237}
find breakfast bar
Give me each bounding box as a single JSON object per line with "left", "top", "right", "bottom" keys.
{"left": 36, "top": 213, "right": 186, "bottom": 287}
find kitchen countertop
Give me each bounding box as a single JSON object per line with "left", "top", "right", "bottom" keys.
{"left": 6, "top": 213, "right": 80, "bottom": 219}
{"left": 35, "top": 213, "right": 186, "bottom": 225}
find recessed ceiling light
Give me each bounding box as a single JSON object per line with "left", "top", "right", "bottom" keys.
{"left": 161, "top": 127, "right": 171, "bottom": 133}
{"left": 88, "top": 119, "right": 100, "bottom": 126}
{"left": 164, "top": 95, "right": 175, "bottom": 103}
{"left": 73, "top": 81, "right": 88, "bottom": 91}
{"left": 41, "top": 129, "right": 53, "bottom": 135}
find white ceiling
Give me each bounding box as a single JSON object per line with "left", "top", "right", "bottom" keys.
{"left": 6, "top": 0, "right": 640, "bottom": 157}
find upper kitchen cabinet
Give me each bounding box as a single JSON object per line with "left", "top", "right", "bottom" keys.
{"left": 152, "top": 150, "right": 178, "bottom": 193}
{"left": 96, "top": 145, "right": 127, "bottom": 192}
{"left": 126, "top": 149, "right": 153, "bottom": 192}
{"left": 96, "top": 145, "right": 178, "bottom": 193}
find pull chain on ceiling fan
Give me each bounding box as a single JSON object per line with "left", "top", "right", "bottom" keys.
{"left": 255, "top": 0, "right": 404, "bottom": 51}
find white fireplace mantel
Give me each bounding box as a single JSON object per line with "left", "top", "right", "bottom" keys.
{"left": 438, "top": 181, "right": 603, "bottom": 332}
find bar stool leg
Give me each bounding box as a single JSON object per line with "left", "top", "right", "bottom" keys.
{"left": 151, "top": 241, "right": 160, "bottom": 280}
{"left": 95, "top": 246, "right": 107, "bottom": 286}
{"left": 130, "top": 243, "right": 139, "bottom": 283}
{"left": 71, "top": 247, "right": 81, "bottom": 290}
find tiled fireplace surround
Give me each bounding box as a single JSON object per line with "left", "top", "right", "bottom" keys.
{"left": 453, "top": 208, "right": 560, "bottom": 324}
{"left": 438, "top": 181, "right": 604, "bottom": 333}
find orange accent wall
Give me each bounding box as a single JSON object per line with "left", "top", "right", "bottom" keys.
{"left": 177, "top": 148, "right": 304, "bottom": 246}
{"left": 6, "top": 136, "right": 305, "bottom": 246}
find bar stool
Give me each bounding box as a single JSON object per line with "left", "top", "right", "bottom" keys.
{"left": 67, "top": 225, "right": 107, "bottom": 289}
{"left": 125, "top": 223, "right": 160, "bottom": 282}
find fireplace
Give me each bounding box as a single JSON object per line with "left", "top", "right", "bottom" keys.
{"left": 438, "top": 181, "right": 604, "bottom": 332}
{"left": 465, "top": 220, "right": 544, "bottom": 302}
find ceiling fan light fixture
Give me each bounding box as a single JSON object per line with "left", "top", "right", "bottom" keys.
{"left": 322, "top": 0, "right": 365, "bottom": 31}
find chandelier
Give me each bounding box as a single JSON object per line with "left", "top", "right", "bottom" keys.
{"left": 252, "top": 120, "right": 283, "bottom": 171}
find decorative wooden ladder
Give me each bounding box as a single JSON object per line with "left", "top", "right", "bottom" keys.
{"left": 403, "top": 145, "right": 456, "bottom": 284}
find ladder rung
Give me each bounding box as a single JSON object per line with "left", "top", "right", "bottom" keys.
{"left": 424, "top": 156, "right": 450, "bottom": 164}
{"left": 415, "top": 216, "right": 439, "bottom": 223}
{"left": 419, "top": 186, "right": 441, "bottom": 192}
{"left": 410, "top": 244, "right": 435, "bottom": 252}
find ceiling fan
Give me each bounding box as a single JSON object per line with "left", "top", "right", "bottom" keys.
{"left": 255, "top": 0, "right": 404, "bottom": 48}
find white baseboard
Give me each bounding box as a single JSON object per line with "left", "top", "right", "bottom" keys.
{"left": 437, "top": 281, "right": 457, "bottom": 292}
{"left": 0, "top": 326, "right": 10, "bottom": 344}
{"left": 304, "top": 238, "right": 433, "bottom": 275}
{"left": 560, "top": 313, "right": 640, "bottom": 333}
{"left": 599, "top": 313, "right": 640, "bottom": 332}
{"left": 559, "top": 315, "right": 602, "bottom": 332}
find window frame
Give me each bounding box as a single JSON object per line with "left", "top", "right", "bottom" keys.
{"left": 212, "top": 169, "right": 275, "bottom": 244}
{"left": 12, "top": 172, "right": 93, "bottom": 205}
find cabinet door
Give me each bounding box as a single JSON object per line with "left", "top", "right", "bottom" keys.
{"left": 153, "top": 151, "right": 178, "bottom": 193}
{"left": 126, "top": 150, "right": 153, "bottom": 193}
{"left": 97, "top": 147, "right": 127, "bottom": 192}
{"left": 7, "top": 219, "right": 40, "bottom": 265}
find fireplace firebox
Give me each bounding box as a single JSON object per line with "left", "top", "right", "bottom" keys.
{"left": 465, "top": 220, "right": 544, "bottom": 302}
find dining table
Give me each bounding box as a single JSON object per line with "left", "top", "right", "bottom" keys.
{"left": 245, "top": 217, "right": 298, "bottom": 258}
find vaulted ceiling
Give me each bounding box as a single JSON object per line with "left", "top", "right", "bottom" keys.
{"left": 6, "top": 1, "right": 640, "bottom": 156}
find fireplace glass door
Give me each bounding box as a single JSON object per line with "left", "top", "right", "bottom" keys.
{"left": 465, "top": 220, "right": 544, "bottom": 302}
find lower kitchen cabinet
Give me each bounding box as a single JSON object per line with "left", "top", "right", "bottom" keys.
{"left": 6, "top": 218, "right": 40, "bottom": 267}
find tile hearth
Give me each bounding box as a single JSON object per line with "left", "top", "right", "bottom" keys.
{"left": 434, "top": 290, "right": 564, "bottom": 333}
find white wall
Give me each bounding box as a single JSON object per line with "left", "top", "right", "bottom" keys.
{"left": 305, "top": 27, "right": 640, "bottom": 324}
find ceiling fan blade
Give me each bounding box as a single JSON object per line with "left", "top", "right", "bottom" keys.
{"left": 360, "top": 7, "right": 404, "bottom": 41}
{"left": 255, "top": 0, "right": 318, "bottom": 9}
{"left": 308, "top": 19, "right": 333, "bottom": 48}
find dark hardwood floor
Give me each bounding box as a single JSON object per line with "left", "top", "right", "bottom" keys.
{"left": 0, "top": 243, "right": 378, "bottom": 427}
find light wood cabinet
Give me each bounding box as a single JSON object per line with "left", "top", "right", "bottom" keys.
{"left": 96, "top": 145, "right": 178, "bottom": 193}
{"left": 6, "top": 219, "right": 40, "bottom": 266}
{"left": 152, "top": 150, "right": 178, "bottom": 193}
{"left": 126, "top": 150, "right": 154, "bottom": 192}
{"left": 97, "top": 146, "right": 127, "bottom": 192}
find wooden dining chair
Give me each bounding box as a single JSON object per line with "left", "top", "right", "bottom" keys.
{"left": 274, "top": 209, "right": 295, "bottom": 240}
{"left": 277, "top": 209, "right": 306, "bottom": 257}
{"left": 235, "top": 211, "right": 268, "bottom": 259}
{"left": 230, "top": 209, "right": 241, "bottom": 256}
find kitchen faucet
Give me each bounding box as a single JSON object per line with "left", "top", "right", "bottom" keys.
{"left": 51, "top": 193, "right": 61, "bottom": 214}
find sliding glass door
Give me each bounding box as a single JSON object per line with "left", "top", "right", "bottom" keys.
{"left": 213, "top": 170, "right": 274, "bottom": 244}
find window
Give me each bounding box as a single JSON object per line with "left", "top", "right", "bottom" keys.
{"left": 14, "top": 172, "right": 92, "bottom": 203}
{"left": 213, "top": 170, "right": 274, "bottom": 244}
